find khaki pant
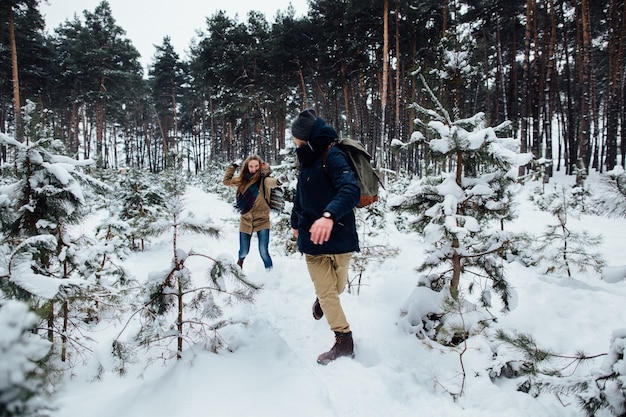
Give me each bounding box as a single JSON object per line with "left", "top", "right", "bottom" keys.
{"left": 305, "top": 253, "right": 352, "bottom": 333}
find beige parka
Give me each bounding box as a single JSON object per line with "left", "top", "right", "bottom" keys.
{"left": 223, "top": 164, "right": 279, "bottom": 234}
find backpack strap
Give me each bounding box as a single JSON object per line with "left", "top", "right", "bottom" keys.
{"left": 261, "top": 176, "right": 271, "bottom": 207}
{"left": 321, "top": 142, "right": 336, "bottom": 178}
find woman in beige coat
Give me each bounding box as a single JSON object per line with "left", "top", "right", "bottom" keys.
{"left": 223, "top": 155, "right": 280, "bottom": 270}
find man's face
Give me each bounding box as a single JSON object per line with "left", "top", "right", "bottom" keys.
{"left": 247, "top": 159, "right": 260, "bottom": 174}
{"left": 293, "top": 137, "right": 307, "bottom": 148}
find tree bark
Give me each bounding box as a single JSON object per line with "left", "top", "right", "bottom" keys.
{"left": 380, "top": 0, "right": 389, "bottom": 168}
{"left": 577, "top": 0, "right": 593, "bottom": 172}
{"left": 8, "top": 3, "right": 22, "bottom": 141}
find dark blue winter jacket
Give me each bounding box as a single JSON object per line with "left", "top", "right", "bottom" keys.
{"left": 291, "top": 120, "right": 360, "bottom": 255}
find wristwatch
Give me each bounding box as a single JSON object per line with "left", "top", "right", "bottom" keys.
{"left": 322, "top": 211, "right": 334, "bottom": 221}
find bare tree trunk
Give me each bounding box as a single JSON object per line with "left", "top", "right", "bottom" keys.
{"left": 8, "top": 4, "right": 22, "bottom": 141}
{"left": 380, "top": 0, "right": 390, "bottom": 168}
{"left": 83, "top": 106, "right": 90, "bottom": 160}
{"left": 577, "top": 0, "right": 592, "bottom": 172}
{"left": 558, "top": 0, "right": 576, "bottom": 174}
{"left": 543, "top": 0, "right": 558, "bottom": 180}
{"left": 296, "top": 61, "right": 308, "bottom": 106}
{"left": 495, "top": 22, "right": 508, "bottom": 121}
{"left": 341, "top": 61, "right": 352, "bottom": 136}
{"left": 96, "top": 76, "right": 106, "bottom": 161}
{"left": 47, "top": 302, "right": 54, "bottom": 342}
{"left": 177, "top": 274, "right": 183, "bottom": 360}
{"left": 519, "top": 0, "right": 535, "bottom": 176}
{"left": 62, "top": 300, "right": 68, "bottom": 362}
{"left": 604, "top": 0, "right": 625, "bottom": 171}
{"left": 394, "top": 0, "right": 401, "bottom": 137}
{"left": 171, "top": 86, "right": 178, "bottom": 154}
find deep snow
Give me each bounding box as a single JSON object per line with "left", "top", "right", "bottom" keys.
{"left": 50, "top": 172, "right": 626, "bottom": 417}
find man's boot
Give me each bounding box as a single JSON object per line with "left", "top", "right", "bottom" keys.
{"left": 317, "top": 331, "right": 354, "bottom": 365}
{"left": 312, "top": 298, "right": 324, "bottom": 320}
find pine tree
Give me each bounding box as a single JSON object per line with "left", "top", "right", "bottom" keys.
{"left": 0, "top": 100, "right": 112, "bottom": 363}
{"left": 393, "top": 71, "right": 533, "bottom": 304}
{"left": 530, "top": 183, "right": 605, "bottom": 277}
{"left": 391, "top": 71, "right": 532, "bottom": 343}
{"left": 113, "top": 168, "right": 166, "bottom": 251}
{"left": 0, "top": 300, "right": 53, "bottom": 417}
{"left": 148, "top": 36, "right": 186, "bottom": 162}
{"left": 591, "top": 166, "right": 626, "bottom": 218}
{"left": 113, "top": 156, "right": 260, "bottom": 366}
{"left": 491, "top": 329, "right": 626, "bottom": 417}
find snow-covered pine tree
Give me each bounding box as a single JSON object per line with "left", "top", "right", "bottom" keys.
{"left": 0, "top": 100, "right": 112, "bottom": 364}
{"left": 591, "top": 165, "right": 626, "bottom": 218}
{"left": 576, "top": 328, "right": 626, "bottom": 417}
{"left": 530, "top": 183, "right": 605, "bottom": 277}
{"left": 114, "top": 154, "right": 260, "bottom": 366}
{"left": 390, "top": 71, "right": 532, "bottom": 343}
{"left": 490, "top": 328, "right": 626, "bottom": 417}
{"left": 113, "top": 168, "right": 167, "bottom": 251}
{"left": 0, "top": 300, "right": 53, "bottom": 417}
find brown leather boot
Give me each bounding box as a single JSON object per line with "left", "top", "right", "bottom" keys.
{"left": 317, "top": 331, "right": 354, "bottom": 365}
{"left": 312, "top": 298, "right": 324, "bottom": 320}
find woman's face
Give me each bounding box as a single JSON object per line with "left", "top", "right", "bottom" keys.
{"left": 247, "top": 159, "right": 260, "bottom": 174}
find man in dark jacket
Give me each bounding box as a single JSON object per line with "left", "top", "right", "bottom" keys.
{"left": 290, "top": 108, "right": 360, "bottom": 365}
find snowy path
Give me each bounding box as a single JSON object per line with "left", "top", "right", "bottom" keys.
{"left": 51, "top": 185, "right": 626, "bottom": 417}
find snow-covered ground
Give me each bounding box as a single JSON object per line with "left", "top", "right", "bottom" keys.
{"left": 50, "top": 172, "right": 626, "bottom": 417}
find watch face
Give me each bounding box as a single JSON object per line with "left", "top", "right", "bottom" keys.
{"left": 323, "top": 212, "right": 331, "bottom": 218}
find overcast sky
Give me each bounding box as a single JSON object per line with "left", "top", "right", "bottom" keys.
{"left": 41, "top": 0, "right": 309, "bottom": 72}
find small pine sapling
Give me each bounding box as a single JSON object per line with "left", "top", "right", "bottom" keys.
{"left": 531, "top": 184, "right": 605, "bottom": 277}
{"left": 489, "top": 329, "right": 624, "bottom": 417}
{"left": 591, "top": 166, "right": 626, "bottom": 218}
{"left": 113, "top": 163, "right": 260, "bottom": 368}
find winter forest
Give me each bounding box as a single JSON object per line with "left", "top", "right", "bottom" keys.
{"left": 1, "top": 0, "right": 626, "bottom": 417}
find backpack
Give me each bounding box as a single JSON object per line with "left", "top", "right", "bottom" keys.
{"left": 323, "top": 138, "right": 381, "bottom": 208}
{"left": 263, "top": 178, "right": 285, "bottom": 213}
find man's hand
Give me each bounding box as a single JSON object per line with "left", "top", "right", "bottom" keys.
{"left": 309, "top": 217, "right": 333, "bottom": 245}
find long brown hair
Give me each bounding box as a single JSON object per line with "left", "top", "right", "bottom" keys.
{"left": 233, "top": 154, "right": 264, "bottom": 194}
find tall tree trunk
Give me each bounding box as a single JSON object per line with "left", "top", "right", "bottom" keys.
{"left": 395, "top": 0, "right": 401, "bottom": 138}
{"left": 543, "top": 0, "right": 558, "bottom": 180}
{"left": 96, "top": 76, "right": 106, "bottom": 162}
{"left": 341, "top": 61, "right": 352, "bottom": 136}
{"left": 495, "top": 21, "right": 508, "bottom": 121}
{"left": 62, "top": 300, "right": 68, "bottom": 362}
{"left": 296, "top": 61, "right": 308, "bottom": 106}
{"left": 8, "top": 4, "right": 22, "bottom": 141}
{"left": 558, "top": 0, "right": 577, "bottom": 174}
{"left": 604, "top": 0, "right": 625, "bottom": 170}
{"left": 531, "top": 0, "right": 541, "bottom": 163}
{"left": 380, "top": 0, "right": 390, "bottom": 168}
{"left": 171, "top": 86, "right": 178, "bottom": 153}
{"left": 577, "top": 0, "right": 592, "bottom": 172}
{"left": 519, "top": 0, "right": 535, "bottom": 176}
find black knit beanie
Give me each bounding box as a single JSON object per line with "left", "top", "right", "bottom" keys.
{"left": 291, "top": 109, "right": 317, "bottom": 141}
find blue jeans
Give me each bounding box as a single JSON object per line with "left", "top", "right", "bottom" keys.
{"left": 238, "top": 229, "right": 273, "bottom": 269}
